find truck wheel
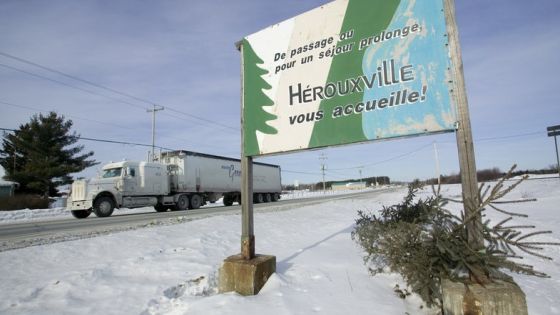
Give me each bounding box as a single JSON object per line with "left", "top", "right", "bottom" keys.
{"left": 93, "top": 197, "right": 115, "bottom": 217}
{"left": 71, "top": 209, "right": 92, "bottom": 219}
{"left": 154, "top": 204, "right": 168, "bottom": 212}
{"left": 272, "top": 193, "right": 280, "bottom": 202}
{"left": 254, "top": 193, "right": 264, "bottom": 203}
{"left": 223, "top": 195, "right": 233, "bottom": 207}
{"left": 265, "top": 193, "right": 272, "bottom": 203}
{"left": 176, "top": 194, "right": 189, "bottom": 210}
{"left": 189, "top": 194, "right": 203, "bottom": 209}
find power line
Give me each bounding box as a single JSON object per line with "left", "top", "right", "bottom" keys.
{"left": 2, "top": 126, "right": 287, "bottom": 177}
{"left": 159, "top": 111, "right": 220, "bottom": 129}
{"left": 0, "top": 99, "right": 138, "bottom": 131}
{"left": 165, "top": 107, "right": 237, "bottom": 131}
{"left": 323, "top": 174, "right": 346, "bottom": 181}
{"left": 1, "top": 127, "right": 177, "bottom": 175}
{"left": 286, "top": 139, "right": 462, "bottom": 175}
{"left": 476, "top": 131, "right": 543, "bottom": 142}
{"left": 326, "top": 168, "right": 354, "bottom": 177}
{"left": 0, "top": 127, "right": 175, "bottom": 151}
{"left": 0, "top": 62, "right": 148, "bottom": 111}
{"left": 325, "top": 130, "right": 545, "bottom": 172}
{"left": 281, "top": 169, "right": 322, "bottom": 175}
{"left": 329, "top": 143, "right": 433, "bottom": 171}
{"left": 1, "top": 124, "right": 241, "bottom": 162}
{"left": 282, "top": 144, "right": 430, "bottom": 175}
{"left": 0, "top": 51, "right": 237, "bottom": 131}
{"left": 0, "top": 51, "right": 157, "bottom": 106}
{"left": 437, "top": 131, "right": 544, "bottom": 144}
{"left": 79, "top": 136, "right": 175, "bottom": 151}
{"left": 0, "top": 98, "right": 236, "bottom": 152}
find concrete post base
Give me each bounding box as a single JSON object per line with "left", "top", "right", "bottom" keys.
{"left": 218, "top": 254, "right": 276, "bottom": 296}
{"left": 441, "top": 279, "right": 528, "bottom": 315}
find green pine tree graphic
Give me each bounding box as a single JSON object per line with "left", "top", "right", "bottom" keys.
{"left": 243, "top": 39, "right": 278, "bottom": 156}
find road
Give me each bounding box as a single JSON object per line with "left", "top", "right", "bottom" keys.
{"left": 0, "top": 189, "right": 395, "bottom": 251}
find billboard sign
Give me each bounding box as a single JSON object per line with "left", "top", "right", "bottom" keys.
{"left": 242, "top": 0, "right": 458, "bottom": 156}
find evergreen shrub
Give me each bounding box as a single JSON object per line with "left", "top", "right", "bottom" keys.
{"left": 352, "top": 167, "right": 559, "bottom": 307}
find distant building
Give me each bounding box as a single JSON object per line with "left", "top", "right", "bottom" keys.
{"left": 331, "top": 181, "right": 367, "bottom": 191}
{"left": 0, "top": 180, "right": 19, "bottom": 198}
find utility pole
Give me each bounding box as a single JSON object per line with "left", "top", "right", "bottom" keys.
{"left": 319, "top": 153, "right": 327, "bottom": 192}
{"left": 547, "top": 125, "right": 560, "bottom": 178}
{"left": 433, "top": 141, "right": 441, "bottom": 186}
{"left": 147, "top": 105, "right": 164, "bottom": 162}
{"left": 359, "top": 168, "right": 363, "bottom": 185}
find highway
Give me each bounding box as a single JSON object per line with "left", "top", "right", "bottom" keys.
{"left": 0, "top": 189, "right": 393, "bottom": 251}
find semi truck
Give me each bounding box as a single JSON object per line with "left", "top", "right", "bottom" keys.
{"left": 67, "top": 150, "right": 282, "bottom": 219}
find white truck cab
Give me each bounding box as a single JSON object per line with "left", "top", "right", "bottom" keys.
{"left": 68, "top": 161, "right": 169, "bottom": 218}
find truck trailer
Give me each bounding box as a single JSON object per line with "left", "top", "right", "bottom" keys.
{"left": 67, "top": 150, "right": 282, "bottom": 219}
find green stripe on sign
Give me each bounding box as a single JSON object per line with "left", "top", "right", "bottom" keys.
{"left": 309, "top": 0, "right": 400, "bottom": 148}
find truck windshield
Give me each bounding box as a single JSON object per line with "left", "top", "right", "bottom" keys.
{"left": 102, "top": 167, "right": 122, "bottom": 178}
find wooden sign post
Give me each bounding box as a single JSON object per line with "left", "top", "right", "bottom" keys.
{"left": 444, "top": 0, "right": 484, "bottom": 256}
{"left": 218, "top": 43, "right": 276, "bottom": 296}
{"left": 442, "top": 1, "right": 528, "bottom": 313}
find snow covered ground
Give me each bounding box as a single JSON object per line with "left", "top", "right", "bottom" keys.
{"left": 0, "top": 178, "right": 559, "bottom": 314}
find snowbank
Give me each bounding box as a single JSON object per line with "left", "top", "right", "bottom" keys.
{"left": 0, "top": 179, "right": 558, "bottom": 314}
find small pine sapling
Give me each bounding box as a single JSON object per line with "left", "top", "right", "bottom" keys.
{"left": 352, "top": 165, "right": 560, "bottom": 307}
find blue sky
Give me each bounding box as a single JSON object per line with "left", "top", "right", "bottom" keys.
{"left": 0, "top": 0, "right": 559, "bottom": 185}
